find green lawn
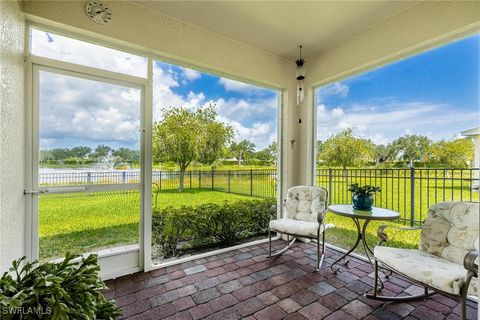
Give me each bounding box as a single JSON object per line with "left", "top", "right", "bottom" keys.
{"left": 324, "top": 215, "right": 420, "bottom": 257}
{"left": 318, "top": 169, "right": 476, "bottom": 255}
{"left": 153, "top": 164, "right": 276, "bottom": 171}
{"left": 153, "top": 169, "right": 277, "bottom": 199}
{"left": 39, "top": 187, "right": 420, "bottom": 261}
{"left": 317, "top": 169, "right": 478, "bottom": 224}
{"left": 39, "top": 189, "right": 252, "bottom": 260}
{"left": 39, "top": 170, "right": 477, "bottom": 261}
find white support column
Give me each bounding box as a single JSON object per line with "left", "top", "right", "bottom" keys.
{"left": 0, "top": 0, "right": 26, "bottom": 272}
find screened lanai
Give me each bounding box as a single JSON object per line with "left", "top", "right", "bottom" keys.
{"left": 1, "top": 1, "right": 479, "bottom": 319}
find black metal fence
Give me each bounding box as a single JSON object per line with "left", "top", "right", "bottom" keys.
{"left": 316, "top": 168, "right": 479, "bottom": 226}
{"left": 39, "top": 167, "right": 479, "bottom": 225}
{"left": 151, "top": 169, "right": 277, "bottom": 198}
{"left": 40, "top": 169, "right": 277, "bottom": 199}
{"left": 39, "top": 171, "right": 141, "bottom": 185}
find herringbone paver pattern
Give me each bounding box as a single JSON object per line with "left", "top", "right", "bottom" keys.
{"left": 104, "top": 240, "right": 478, "bottom": 319}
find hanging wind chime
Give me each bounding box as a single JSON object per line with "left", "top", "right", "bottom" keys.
{"left": 296, "top": 45, "right": 305, "bottom": 106}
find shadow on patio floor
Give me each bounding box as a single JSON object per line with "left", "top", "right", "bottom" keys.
{"left": 104, "top": 240, "right": 477, "bottom": 320}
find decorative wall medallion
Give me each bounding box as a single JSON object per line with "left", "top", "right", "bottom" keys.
{"left": 86, "top": 1, "right": 112, "bottom": 25}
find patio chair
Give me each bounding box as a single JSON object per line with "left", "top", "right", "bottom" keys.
{"left": 366, "top": 201, "right": 478, "bottom": 320}
{"left": 268, "top": 185, "right": 328, "bottom": 270}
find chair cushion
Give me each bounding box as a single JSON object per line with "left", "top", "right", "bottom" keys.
{"left": 269, "top": 218, "right": 320, "bottom": 238}
{"left": 375, "top": 246, "right": 477, "bottom": 296}
{"left": 420, "top": 201, "right": 479, "bottom": 265}
{"left": 284, "top": 186, "right": 327, "bottom": 222}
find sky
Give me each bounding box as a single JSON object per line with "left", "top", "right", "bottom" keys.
{"left": 32, "top": 28, "right": 478, "bottom": 152}
{"left": 317, "top": 33, "right": 480, "bottom": 145}
{"left": 152, "top": 61, "right": 278, "bottom": 151}
{"left": 32, "top": 28, "right": 278, "bottom": 152}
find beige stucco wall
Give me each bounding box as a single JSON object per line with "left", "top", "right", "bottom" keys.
{"left": 0, "top": 0, "right": 26, "bottom": 271}
{"left": 300, "top": 0, "right": 480, "bottom": 184}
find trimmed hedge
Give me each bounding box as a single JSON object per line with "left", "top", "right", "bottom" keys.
{"left": 152, "top": 198, "right": 276, "bottom": 258}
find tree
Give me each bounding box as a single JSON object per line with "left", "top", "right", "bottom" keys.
{"left": 255, "top": 142, "right": 277, "bottom": 164}
{"left": 39, "top": 150, "right": 54, "bottom": 163}
{"left": 316, "top": 140, "right": 324, "bottom": 163}
{"left": 319, "top": 128, "right": 374, "bottom": 169}
{"left": 427, "top": 138, "right": 474, "bottom": 168}
{"left": 70, "top": 146, "right": 92, "bottom": 159}
{"left": 94, "top": 144, "right": 112, "bottom": 159}
{"left": 389, "top": 134, "right": 431, "bottom": 167}
{"left": 153, "top": 105, "right": 233, "bottom": 192}
{"left": 372, "top": 144, "right": 395, "bottom": 164}
{"left": 198, "top": 117, "right": 234, "bottom": 165}
{"left": 113, "top": 148, "right": 140, "bottom": 163}
{"left": 230, "top": 140, "right": 256, "bottom": 165}
{"left": 51, "top": 148, "right": 70, "bottom": 161}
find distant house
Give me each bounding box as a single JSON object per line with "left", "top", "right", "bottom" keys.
{"left": 461, "top": 127, "right": 480, "bottom": 188}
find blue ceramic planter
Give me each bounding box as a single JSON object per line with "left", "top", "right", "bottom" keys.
{"left": 352, "top": 194, "right": 373, "bottom": 210}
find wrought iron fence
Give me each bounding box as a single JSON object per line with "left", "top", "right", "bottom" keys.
{"left": 40, "top": 169, "right": 278, "bottom": 199}
{"left": 316, "top": 168, "right": 479, "bottom": 226}
{"left": 39, "top": 167, "right": 478, "bottom": 225}
{"left": 151, "top": 169, "right": 277, "bottom": 198}
{"left": 39, "top": 171, "right": 141, "bottom": 185}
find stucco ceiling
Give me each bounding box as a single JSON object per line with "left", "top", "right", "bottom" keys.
{"left": 133, "top": 1, "right": 418, "bottom": 61}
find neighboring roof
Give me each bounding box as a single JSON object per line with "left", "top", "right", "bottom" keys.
{"left": 461, "top": 127, "right": 480, "bottom": 136}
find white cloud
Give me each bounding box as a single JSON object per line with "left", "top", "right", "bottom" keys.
{"left": 181, "top": 67, "right": 201, "bottom": 81}
{"left": 370, "top": 132, "right": 389, "bottom": 145}
{"left": 317, "top": 82, "right": 349, "bottom": 102}
{"left": 39, "top": 72, "right": 141, "bottom": 148}
{"left": 316, "top": 101, "right": 476, "bottom": 144}
{"left": 152, "top": 65, "right": 278, "bottom": 149}
{"left": 31, "top": 29, "right": 147, "bottom": 78}
{"left": 356, "top": 124, "right": 367, "bottom": 132}
{"left": 39, "top": 138, "right": 56, "bottom": 149}
{"left": 34, "top": 29, "right": 278, "bottom": 151}
{"left": 218, "top": 116, "right": 276, "bottom": 150}
{"left": 331, "top": 107, "right": 344, "bottom": 118}
{"left": 218, "top": 78, "right": 264, "bottom": 93}
{"left": 213, "top": 96, "right": 277, "bottom": 123}
{"left": 207, "top": 96, "right": 277, "bottom": 149}
{"left": 152, "top": 65, "right": 192, "bottom": 120}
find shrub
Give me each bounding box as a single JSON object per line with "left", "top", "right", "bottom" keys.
{"left": 0, "top": 254, "right": 120, "bottom": 320}
{"left": 192, "top": 199, "right": 276, "bottom": 246}
{"left": 245, "top": 199, "right": 276, "bottom": 234}
{"left": 152, "top": 206, "right": 192, "bottom": 258}
{"left": 151, "top": 198, "right": 276, "bottom": 257}
{"left": 192, "top": 202, "right": 250, "bottom": 246}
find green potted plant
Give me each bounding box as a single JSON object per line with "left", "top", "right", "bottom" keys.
{"left": 0, "top": 253, "right": 121, "bottom": 319}
{"left": 348, "top": 183, "right": 381, "bottom": 210}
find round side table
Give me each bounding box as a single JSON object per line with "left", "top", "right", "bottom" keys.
{"left": 327, "top": 204, "right": 400, "bottom": 273}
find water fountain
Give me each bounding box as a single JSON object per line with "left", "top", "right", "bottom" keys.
{"left": 101, "top": 153, "right": 119, "bottom": 170}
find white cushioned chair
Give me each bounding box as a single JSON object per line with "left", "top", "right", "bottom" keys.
{"left": 367, "top": 201, "right": 478, "bottom": 320}
{"left": 268, "top": 185, "right": 328, "bottom": 270}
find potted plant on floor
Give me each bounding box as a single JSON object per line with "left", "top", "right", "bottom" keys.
{"left": 348, "top": 183, "right": 381, "bottom": 211}
{"left": 0, "top": 253, "right": 121, "bottom": 319}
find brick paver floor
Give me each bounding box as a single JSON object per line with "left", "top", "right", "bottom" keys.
{"left": 103, "top": 240, "right": 478, "bottom": 319}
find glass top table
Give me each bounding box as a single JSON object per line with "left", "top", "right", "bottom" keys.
{"left": 328, "top": 204, "right": 400, "bottom": 221}
{"left": 327, "top": 205, "right": 400, "bottom": 274}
